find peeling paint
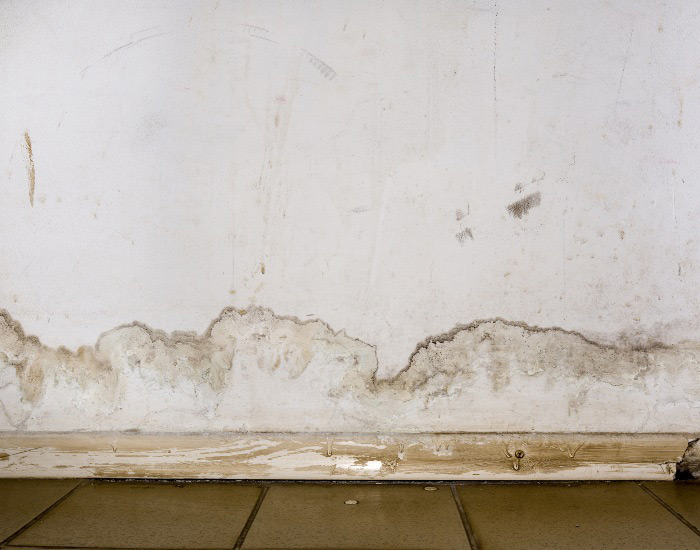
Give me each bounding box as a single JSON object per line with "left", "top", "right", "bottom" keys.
{"left": 1, "top": 307, "right": 700, "bottom": 432}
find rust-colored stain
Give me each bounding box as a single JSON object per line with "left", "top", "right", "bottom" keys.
{"left": 23, "top": 131, "right": 35, "bottom": 206}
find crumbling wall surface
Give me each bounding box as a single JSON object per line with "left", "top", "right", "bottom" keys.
{"left": 2, "top": 307, "right": 699, "bottom": 433}
{"left": 2, "top": 0, "right": 700, "bottom": 438}
{"left": 676, "top": 439, "right": 700, "bottom": 480}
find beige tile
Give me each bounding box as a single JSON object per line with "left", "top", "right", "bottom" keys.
{"left": 12, "top": 481, "right": 261, "bottom": 549}
{"left": 0, "top": 478, "right": 81, "bottom": 542}
{"left": 458, "top": 482, "right": 700, "bottom": 550}
{"left": 644, "top": 482, "right": 700, "bottom": 531}
{"left": 242, "top": 483, "right": 470, "bottom": 549}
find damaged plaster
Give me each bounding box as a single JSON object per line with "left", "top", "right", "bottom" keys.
{"left": 1, "top": 307, "right": 699, "bottom": 434}
{"left": 675, "top": 438, "right": 700, "bottom": 480}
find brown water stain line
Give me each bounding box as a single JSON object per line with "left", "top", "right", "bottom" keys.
{"left": 23, "top": 131, "right": 35, "bottom": 207}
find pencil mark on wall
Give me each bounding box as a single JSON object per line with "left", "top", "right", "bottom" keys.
{"left": 23, "top": 131, "right": 35, "bottom": 207}
{"left": 99, "top": 31, "right": 174, "bottom": 62}
{"left": 614, "top": 27, "right": 634, "bottom": 107}
{"left": 302, "top": 49, "right": 337, "bottom": 80}
{"left": 507, "top": 192, "right": 541, "bottom": 218}
{"left": 493, "top": 1, "right": 499, "bottom": 147}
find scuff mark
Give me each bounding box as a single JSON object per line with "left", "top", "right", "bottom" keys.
{"left": 492, "top": 2, "right": 499, "bottom": 147}
{"left": 507, "top": 192, "right": 541, "bottom": 218}
{"left": 23, "top": 131, "right": 35, "bottom": 207}
{"left": 675, "top": 438, "right": 700, "bottom": 480}
{"left": 455, "top": 227, "right": 474, "bottom": 244}
{"left": 614, "top": 26, "right": 634, "bottom": 109}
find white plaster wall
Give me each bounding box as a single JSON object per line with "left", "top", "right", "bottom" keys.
{"left": 1, "top": 0, "right": 699, "bottom": 433}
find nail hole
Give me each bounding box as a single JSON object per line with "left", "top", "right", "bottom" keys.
{"left": 344, "top": 499, "right": 358, "bottom": 505}
{"left": 424, "top": 486, "right": 438, "bottom": 491}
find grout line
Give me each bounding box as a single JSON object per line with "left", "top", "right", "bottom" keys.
{"left": 0, "top": 480, "right": 88, "bottom": 547}
{"left": 638, "top": 483, "right": 700, "bottom": 538}
{"left": 450, "top": 484, "right": 479, "bottom": 550}
{"left": 233, "top": 484, "right": 269, "bottom": 549}
{"left": 5, "top": 547, "right": 225, "bottom": 550}
{"left": 93, "top": 477, "right": 627, "bottom": 485}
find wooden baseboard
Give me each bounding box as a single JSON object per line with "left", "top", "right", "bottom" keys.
{"left": 0, "top": 432, "right": 694, "bottom": 480}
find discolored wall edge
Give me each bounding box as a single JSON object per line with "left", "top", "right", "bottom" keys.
{"left": 0, "top": 432, "right": 695, "bottom": 481}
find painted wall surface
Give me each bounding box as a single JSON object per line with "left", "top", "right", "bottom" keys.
{"left": 1, "top": 0, "right": 699, "bottom": 433}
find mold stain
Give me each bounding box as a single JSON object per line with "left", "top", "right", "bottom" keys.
{"left": 507, "top": 192, "right": 541, "bottom": 218}
{"left": 23, "top": 131, "right": 35, "bottom": 207}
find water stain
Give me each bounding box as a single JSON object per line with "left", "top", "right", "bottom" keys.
{"left": 2, "top": 305, "right": 699, "bottom": 434}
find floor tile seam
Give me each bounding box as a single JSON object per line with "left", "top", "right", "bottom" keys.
{"left": 638, "top": 483, "right": 700, "bottom": 538}
{"left": 0, "top": 481, "right": 89, "bottom": 547}
{"left": 449, "top": 484, "right": 479, "bottom": 550}
{"left": 233, "top": 486, "right": 269, "bottom": 550}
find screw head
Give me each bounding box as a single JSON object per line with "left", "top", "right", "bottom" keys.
{"left": 515, "top": 450, "right": 525, "bottom": 459}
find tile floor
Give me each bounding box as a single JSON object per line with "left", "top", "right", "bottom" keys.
{"left": 0, "top": 480, "right": 699, "bottom": 549}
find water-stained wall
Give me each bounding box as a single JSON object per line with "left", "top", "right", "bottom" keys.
{"left": 1, "top": 1, "right": 699, "bottom": 435}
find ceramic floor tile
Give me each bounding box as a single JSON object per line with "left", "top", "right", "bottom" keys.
{"left": 242, "top": 483, "right": 470, "bottom": 549}
{"left": 11, "top": 480, "right": 261, "bottom": 549}
{"left": 458, "top": 482, "right": 700, "bottom": 550}
{"left": 0, "top": 478, "right": 81, "bottom": 542}
{"left": 643, "top": 482, "right": 700, "bottom": 531}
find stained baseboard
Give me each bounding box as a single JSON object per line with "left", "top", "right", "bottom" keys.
{"left": 0, "top": 432, "right": 696, "bottom": 480}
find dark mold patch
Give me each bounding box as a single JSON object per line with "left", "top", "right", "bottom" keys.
{"left": 507, "top": 192, "right": 541, "bottom": 218}
{"left": 675, "top": 438, "right": 700, "bottom": 480}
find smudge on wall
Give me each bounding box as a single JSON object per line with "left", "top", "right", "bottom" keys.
{"left": 1, "top": 307, "right": 699, "bottom": 433}
{"left": 23, "top": 131, "right": 35, "bottom": 207}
